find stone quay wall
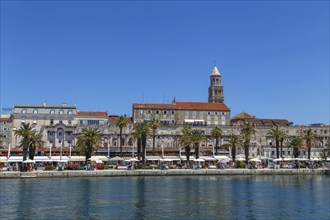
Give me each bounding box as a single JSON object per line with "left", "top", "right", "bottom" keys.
{"left": 0, "top": 169, "right": 329, "bottom": 179}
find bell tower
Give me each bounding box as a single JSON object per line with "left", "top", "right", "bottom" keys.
{"left": 208, "top": 65, "right": 224, "bottom": 103}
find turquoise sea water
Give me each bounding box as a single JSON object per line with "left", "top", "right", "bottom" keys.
{"left": 0, "top": 175, "right": 329, "bottom": 219}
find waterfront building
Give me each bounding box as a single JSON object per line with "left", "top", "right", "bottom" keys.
{"left": 231, "top": 112, "right": 292, "bottom": 127}
{"left": 0, "top": 114, "right": 12, "bottom": 149}
{"left": 11, "top": 102, "right": 77, "bottom": 151}
{"left": 133, "top": 66, "right": 231, "bottom": 126}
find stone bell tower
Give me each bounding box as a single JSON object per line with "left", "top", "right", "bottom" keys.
{"left": 208, "top": 65, "right": 224, "bottom": 103}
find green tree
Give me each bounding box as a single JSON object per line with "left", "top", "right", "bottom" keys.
{"left": 211, "top": 126, "right": 223, "bottom": 155}
{"left": 149, "top": 118, "right": 161, "bottom": 156}
{"left": 267, "top": 126, "right": 282, "bottom": 158}
{"left": 302, "top": 129, "right": 318, "bottom": 160}
{"left": 279, "top": 129, "right": 287, "bottom": 158}
{"left": 191, "top": 129, "right": 207, "bottom": 159}
{"left": 14, "top": 123, "right": 44, "bottom": 171}
{"left": 179, "top": 126, "right": 193, "bottom": 167}
{"left": 132, "top": 122, "right": 151, "bottom": 166}
{"left": 240, "top": 122, "right": 255, "bottom": 164}
{"left": 289, "top": 136, "right": 303, "bottom": 159}
{"left": 76, "top": 127, "right": 102, "bottom": 165}
{"left": 116, "top": 116, "right": 129, "bottom": 157}
{"left": 227, "top": 133, "right": 242, "bottom": 163}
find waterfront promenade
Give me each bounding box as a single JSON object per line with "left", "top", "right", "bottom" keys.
{"left": 1, "top": 168, "right": 329, "bottom": 178}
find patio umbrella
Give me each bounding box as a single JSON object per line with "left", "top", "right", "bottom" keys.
{"left": 194, "top": 158, "right": 205, "bottom": 162}
{"left": 22, "top": 159, "right": 35, "bottom": 163}
{"left": 249, "top": 158, "right": 261, "bottom": 162}
{"left": 109, "top": 156, "right": 124, "bottom": 161}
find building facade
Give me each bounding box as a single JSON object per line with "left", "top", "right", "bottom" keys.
{"left": 133, "top": 66, "right": 231, "bottom": 126}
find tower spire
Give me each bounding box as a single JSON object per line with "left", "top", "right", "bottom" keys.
{"left": 208, "top": 65, "right": 224, "bottom": 103}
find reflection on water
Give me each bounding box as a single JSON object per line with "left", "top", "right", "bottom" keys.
{"left": 0, "top": 175, "right": 329, "bottom": 219}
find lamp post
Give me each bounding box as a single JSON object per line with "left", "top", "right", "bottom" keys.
{"left": 107, "top": 138, "right": 110, "bottom": 159}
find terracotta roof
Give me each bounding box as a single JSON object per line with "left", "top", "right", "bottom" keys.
{"left": 108, "top": 115, "right": 133, "bottom": 124}
{"left": 76, "top": 111, "right": 108, "bottom": 117}
{"left": 133, "top": 102, "right": 230, "bottom": 111}
{"left": 231, "top": 112, "right": 255, "bottom": 120}
{"left": 0, "top": 117, "right": 12, "bottom": 122}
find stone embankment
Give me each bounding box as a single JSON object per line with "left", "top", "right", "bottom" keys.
{"left": 0, "top": 169, "right": 329, "bottom": 179}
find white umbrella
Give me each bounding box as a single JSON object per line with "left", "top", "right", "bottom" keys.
{"left": 109, "top": 156, "right": 124, "bottom": 161}
{"left": 22, "top": 159, "right": 35, "bottom": 163}
{"left": 130, "top": 158, "right": 139, "bottom": 162}
{"left": 236, "top": 157, "right": 245, "bottom": 161}
{"left": 194, "top": 158, "right": 205, "bottom": 162}
{"left": 249, "top": 158, "right": 261, "bottom": 162}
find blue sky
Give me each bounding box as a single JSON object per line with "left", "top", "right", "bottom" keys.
{"left": 1, "top": 0, "right": 329, "bottom": 125}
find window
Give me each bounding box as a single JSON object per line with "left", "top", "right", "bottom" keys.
{"left": 50, "top": 140, "right": 53, "bottom": 144}
{"left": 50, "top": 119, "right": 54, "bottom": 125}
{"left": 59, "top": 120, "right": 63, "bottom": 124}
{"left": 221, "top": 112, "right": 225, "bottom": 116}
{"left": 3, "top": 134, "right": 7, "bottom": 138}
{"left": 185, "top": 111, "right": 189, "bottom": 116}
{"left": 58, "top": 131, "right": 63, "bottom": 136}
{"left": 288, "top": 151, "right": 291, "bottom": 155}
{"left": 214, "top": 121, "right": 218, "bottom": 125}
{"left": 21, "top": 109, "right": 27, "bottom": 114}
{"left": 68, "top": 110, "right": 72, "bottom": 115}
{"left": 50, "top": 110, "right": 55, "bottom": 114}
{"left": 148, "top": 110, "right": 152, "bottom": 114}
{"left": 67, "top": 140, "right": 71, "bottom": 144}
{"left": 156, "top": 110, "right": 159, "bottom": 114}
{"left": 68, "top": 120, "right": 72, "bottom": 125}
{"left": 164, "top": 110, "right": 167, "bottom": 115}
{"left": 207, "top": 121, "right": 211, "bottom": 125}
{"left": 3, "top": 127, "right": 8, "bottom": 131}
{"left": 171, "top": 111, "right": 175, "bottom": 115}
{"left": 59, "top": 139, "right": 62, "bottom": 144}
{"left": 49, "top": 131, "right": 54, "bottom": 136}
{"left": 192, "top": 111, "right": 196, "bottom": 116}
{"left": 215, "top": 112, "right": 218, "bottom": 115}
{"left": 33, "top": 109, "right": 38, "bottom": 114}
{"left": 59, "top": 110, "right": 64, "bottom": 114}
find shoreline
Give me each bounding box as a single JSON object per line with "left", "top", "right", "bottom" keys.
{"left": 1, "top": 168, "right": 329, "bottom": 179}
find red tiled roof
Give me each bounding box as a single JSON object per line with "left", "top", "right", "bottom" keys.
{"left": 133, "top": 102, "right": 230, "bottom": 111}
{"left": 0, "top": 117, "right": 12, "bottom": 122}
{"left": 76, "top": 111, "right": 108, "bottom": 117}
{"left": 231, "top": 112, "right": 255, "bottom": 120}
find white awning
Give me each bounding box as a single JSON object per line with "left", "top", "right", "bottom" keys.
{"left": 146, "top": 156, "right": 161, "bottom": 161}
{"left": 194, "top": 120, "right": 205, "bottom": 122}
{"left": 69, "top": 156, "right": 86, "bottom": 162}
{"left": 184, "top": 119, "right": 194, "bottom": 123}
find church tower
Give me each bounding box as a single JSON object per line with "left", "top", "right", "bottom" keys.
{"left": 208, "top": 65, "right": 224, "bottom": 103}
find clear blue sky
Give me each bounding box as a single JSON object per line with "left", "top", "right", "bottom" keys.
{"left": 1, "top": 0, "right": 329, "bottom": 125}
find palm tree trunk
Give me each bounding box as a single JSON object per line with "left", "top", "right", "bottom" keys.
{"left": 215, "top": 138, "right": 219, "bottom": 155}
{"left": 29, "top": 146, "right": 35, "bottom": 160}
{"left": 244, "top": 142, "right": 249, "bottom": 165}
{"left": 152, "top": 135, "right": 156, "bottom": 156}
{"left": 276, "top": 139, "right": 280, "bottom": 158}
{"left": 185, "top": 146, "right": 190, "bottom": 168}
{"left": 195, "top": 143, "right": 200, "bottom": 159}
{"left": 137, "top": 138, "right": 141, "bottom": 161}
{"left": 232, "top": 145, "right": 236, "bottom": 162}
{"left": 308, "top": 145, "right": 311, "bottom": 160}
{"left": 119, "top": 128, "right": 123, "bottom": 157}
{"left": 142, "top": 136, "right": 146, "bottom": 166}
{"left": 280, "top": 140, "right": 283, "bottom": 158}
{"left": 22, "top": 145, "right": 28, "bottom": 172}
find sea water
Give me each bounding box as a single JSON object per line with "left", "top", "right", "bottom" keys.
{"left": 0, "top": 175, "right": 329, "bottom": 219}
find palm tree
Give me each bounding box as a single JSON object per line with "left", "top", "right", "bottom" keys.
{"left": 211, "top": 126, "right": 223, "bottom": 155}
{"left": 289, "top": 136, "right": 303, "bottom": 159}
{"left": 76, "top": 127, "right": 102, "bottom": 166}
{"left": 240, "top": 122, "right": 255, "bottom": 164}
{"left": 14, "top": 123, "right": 44, "bottom": 171}
{"left": 279, "top": 129, "right": 287, "bottom": 158}
{"left": 302, "top": 129, "right": 318, "bottom": 160}
{"left": 191, "top": 129, "right": 207, "bottom": 159}
{"left": 132, "top": 121, "right": 151, "bottom": 166}
{"left": 26, "top": 131, "right": 44, "bottom": 160}
{"left": 179, "top": 126, "right": 193, "bottom": 167}
{"left": 227, "top": 133, "right": 242, "bottom": 163}
{"left": 149, "top": 118, "right": 161, "bottom": 156}
{"left": 267, "top": 126, "right": 282, "bottom": 158}
{"left": 116, "top": 116, "right": 129, "bottom": 157}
